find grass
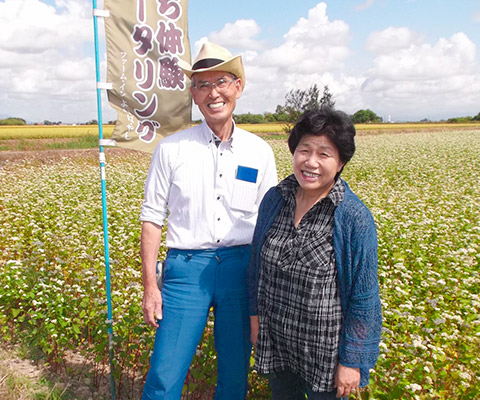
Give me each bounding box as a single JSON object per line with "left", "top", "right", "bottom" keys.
{"left": 0, "top": 345, "right": 69, "bottom": 400}
{"left": 43, "top": 136, "right": 101, "bottom": 150}
{"left": 1, "top": 376, "right": 68, "bottom": 400}
{"left": 0, "top": 137, "right": 101, "bottom": 152}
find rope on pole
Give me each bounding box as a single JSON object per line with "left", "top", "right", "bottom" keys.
{"left": 91, "top": 1, "right": 116, "bottom": 398}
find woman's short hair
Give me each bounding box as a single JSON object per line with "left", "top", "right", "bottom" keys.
{"left": 288, "top": 107, "right": 356, "bottom": 165}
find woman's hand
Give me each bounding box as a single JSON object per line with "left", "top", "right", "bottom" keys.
{"left": 334, "top": 363, "right": 360, "bottom": 398}
{"left": 250, "top": 315, "right": 259, "bottom": 346}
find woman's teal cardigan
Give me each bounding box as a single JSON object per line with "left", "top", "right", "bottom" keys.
{"left": 247, "top": 179, "right": 383, "bottom": 387}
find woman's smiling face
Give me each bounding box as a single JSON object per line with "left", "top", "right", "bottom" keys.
{"left": 293, "top": 134, "right": 344, "bottom": 199}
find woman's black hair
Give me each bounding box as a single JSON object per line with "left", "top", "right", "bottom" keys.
{"left": 288, "top": 107, "right": 356, "bottom": 165}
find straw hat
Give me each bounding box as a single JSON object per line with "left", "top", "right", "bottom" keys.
{"left": 178, "top": 42, "right": 245, "bottom": 89}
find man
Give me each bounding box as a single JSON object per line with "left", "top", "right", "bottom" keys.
{"left": 140, "top": 42, "right": 278, "bottom": 399}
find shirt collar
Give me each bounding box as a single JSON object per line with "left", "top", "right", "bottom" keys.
{"left": 201, "top": 120, "right": 235, "bottom": 151}
{"left": 278, "top": 174, "right": 345, "bottom": 207}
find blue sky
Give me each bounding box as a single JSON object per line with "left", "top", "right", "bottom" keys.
{"left": 190, "top": 0, "right": 479, "bottom": 49}
{"left": 0, "top": 0, "right": 479, "bottom": 123}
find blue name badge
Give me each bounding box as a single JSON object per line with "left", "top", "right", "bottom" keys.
{"left": 236, "top": 165, "right": 258, "bottom": 183}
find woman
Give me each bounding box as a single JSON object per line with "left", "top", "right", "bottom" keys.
{"left": 248, "top": 107, "right": 382, "bottom": 399}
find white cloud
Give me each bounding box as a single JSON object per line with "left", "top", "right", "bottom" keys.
{"left": 0, "top": 0, "right": 91, "bottom": 53}
{"left": 189, "top": 2, "right": 353, "bottom": 120}
{"left": 208, "top": 19, "right": 264, "bottom": 51}
{"left": 367, "top": 32, "right": 476, "bottom": 80}
{"left": 0, "top": 0, "right": 105, "bottom": 123}
{"left": 362, "top": 29, "right": 480, "bottom": 120}
{"left": 366, "top": 27, "right": 424, "bottom": 53}
{"left": 355, "top": 0, "right": 377, "bottom": 12}
{"left": 2, "top": 1, "right": 479, "bottom": 123}
{"left": 194, "top": 3, "right": 480, "bottom": 122}
{"left": 217, "top": 2, "right": 351, "bottom": 116}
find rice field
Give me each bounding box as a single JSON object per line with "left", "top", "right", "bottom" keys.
{"left": 1, "top": 122, "right": 477, "bottom": 140}
{"left": 0, "top": 128, "right": 479, "bottom": 399}
{"left": 0, "top": 125, "right": 114, "bottom": 140}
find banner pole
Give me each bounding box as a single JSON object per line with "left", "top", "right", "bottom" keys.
{"left": 92, "top": 1, "right": 116, "bottom": 399}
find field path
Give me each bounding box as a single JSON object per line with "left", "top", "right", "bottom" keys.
{"left": 0, "top": 148, "right": 136, "bottom": 165}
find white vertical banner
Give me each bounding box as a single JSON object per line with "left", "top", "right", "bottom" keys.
{"left": 104, "top": 0, "right": 191, "bottom": 153}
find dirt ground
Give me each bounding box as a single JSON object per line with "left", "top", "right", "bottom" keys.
{"left": 0, "top": 343, "right": 128, "bottom": 400}
{"left": 0, "top": 146, "right": 138, "bottom": 165}
{"left": 0, "top": 340, "right": 148, "bottom": 399}
{"left": 0, "top": 344, "right": 44, "bottom": 399}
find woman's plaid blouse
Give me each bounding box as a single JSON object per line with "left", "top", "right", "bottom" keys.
{"left": 255, "top": 174, "right": 345, "bottom": 392}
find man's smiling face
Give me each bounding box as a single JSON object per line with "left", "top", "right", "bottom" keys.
{"left": 190, "top": 70, "right": 242, "bottom": 130}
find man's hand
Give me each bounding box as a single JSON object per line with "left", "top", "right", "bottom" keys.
{"left": 142, "top": 286, "right": 163, "bottom": 328}
{"left": 334, "top": 363, "right": 360, "bottom": 398}
{"left": 140, "top": 221, "right": 164, "bottom": 328}
{"left": 250, "top": 315, "right": 259, "bottom": 346}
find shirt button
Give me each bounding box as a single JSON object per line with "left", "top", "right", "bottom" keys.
{"left": 219, "top": 174, "right": 223, "bottom": 178}
{"left": 217, "top": 196, "right": 220, "bottom": 200}
{"left": 217, "top": 239, "right": 220, "bottom": 243}
{"left": 217, "top": 218, "right": 221, "bottom": 221}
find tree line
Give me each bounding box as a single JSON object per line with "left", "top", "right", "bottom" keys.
{"left": 236, "top": 84, "right": 479, "bottom": 125}
{"left": 2, "top": 85, "right": 480, "bottom": 126}
{"left": 232, "top": 84, "right": 479, "bottom": 125}
{"left": 0, "top": 117, "right": 27, "bottom": 125}
{"left": 231, "top": 85, "right": 384, "bottom": 125}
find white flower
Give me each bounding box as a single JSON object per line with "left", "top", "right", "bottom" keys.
{"left": 412, "top": 339, "right": 423, "bottom": 348}
{"left": 459, "top": 372, "right": 471, "bottom": 381}
{"left": 406, "top": 383, "right": 422, "bottom": 392}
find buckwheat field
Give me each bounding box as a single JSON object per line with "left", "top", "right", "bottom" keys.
{"left": 1, "top": 128, "right": 479, "bottom": 399}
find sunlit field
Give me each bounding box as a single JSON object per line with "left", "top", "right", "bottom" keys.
{"left": 0, "top": 125, "right": 114, "bottom": 140}
{"left": 1, "top": 122, "right": 478, "bottom": 140}
{"left": 353, "top": 122, "right": 479, "bottom": 132}
{"left": 1, "top": 129, "right": 479, "bottom": 399}
{"left": 0, "top": 123, "right": 275, "bottom": 139}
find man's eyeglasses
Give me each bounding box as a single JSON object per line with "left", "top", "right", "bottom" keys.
{"left": 192, "top": 77, "right": 237, "bottom": 93}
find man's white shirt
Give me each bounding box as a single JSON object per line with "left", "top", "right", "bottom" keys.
{"left": 140, "top": 120, "right": 278, "bottom": 249}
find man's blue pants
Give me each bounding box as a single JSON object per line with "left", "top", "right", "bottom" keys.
{"left": 142, "top": 245, "right": 252, "bottom": 399}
